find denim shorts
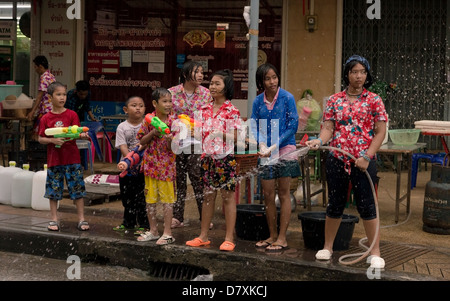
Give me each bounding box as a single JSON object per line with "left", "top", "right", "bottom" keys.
{"left": 259, "top": 159, "right": 301, "bottom": 180}
{"left": 45, "top": 164, "right": 86, "bottom": 201}
{"left": 325, "top": 155, "right": 378, "bottom": 220}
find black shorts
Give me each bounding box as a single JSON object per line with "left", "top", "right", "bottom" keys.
{"left": 325, "top": 155, "right": 378, "bottom": 220}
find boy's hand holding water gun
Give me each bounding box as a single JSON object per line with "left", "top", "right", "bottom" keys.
{"left": 117, "top": 145, "right": 145, "bottom": 177}
{"left": 145, "top": 113, "right": 170, "bottom": 137}
{"left": 44, "top": 125, "right": 89, "bottom": 148}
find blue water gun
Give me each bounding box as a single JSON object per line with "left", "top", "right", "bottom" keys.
{"left": 117, "top": 146, "right": 145, "bottom": 177}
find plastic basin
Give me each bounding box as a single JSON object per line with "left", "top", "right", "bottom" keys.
{"left": 388, "top": 129, "right": 421, "bottom": 145}
{"left": 235, "top": 204, "right": 280, "bottom": 241}
{"left": 298, "top": 211, "right": 359, "bottom": 251}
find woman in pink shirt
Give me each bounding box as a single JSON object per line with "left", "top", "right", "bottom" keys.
{"left": 169, "top": 61, "right": 212, "bottom": 229}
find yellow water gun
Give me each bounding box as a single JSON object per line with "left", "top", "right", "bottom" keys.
{"left": 45, "top": 125, "right": 89, "bottom": 148}
{"left": 178, "top": 114, "right": 203, "bottom": 129}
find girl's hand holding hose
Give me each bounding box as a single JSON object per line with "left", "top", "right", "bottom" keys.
{"left": 305, "top": 139, "right": 322, "bottom": 150}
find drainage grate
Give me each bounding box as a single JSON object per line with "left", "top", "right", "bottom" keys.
{"left": 340, "top": 242, "right": 432, "bottom": 269}
{"left": 148, "top": 261, "right": 210, "bottom": 280}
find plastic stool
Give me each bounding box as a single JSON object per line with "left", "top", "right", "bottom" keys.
{"left": 76, "top": 140, "right": 94, "bottom": 174}
{"left": 411, "top": 152, "right": 446, "bottom": 189}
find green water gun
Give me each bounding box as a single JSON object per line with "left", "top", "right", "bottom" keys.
{"left": 45, "top": 125, "right": 89, "bottom": 148}
{"left": 145, "top": 114, "right": 171, "bottom": 137}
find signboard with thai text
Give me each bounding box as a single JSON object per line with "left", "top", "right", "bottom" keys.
{"left": 40, "top": 0, "right": 76, "bottom": 86}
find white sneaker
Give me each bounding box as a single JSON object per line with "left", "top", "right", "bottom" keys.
{"left": 315, "top": 249, "right": 333, "bottom": 260}
{"left": 368, "top": 255, "right": 385, "bottom": 269}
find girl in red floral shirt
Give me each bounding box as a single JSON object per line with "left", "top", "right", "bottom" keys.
{"left": 186, "top": 69, "right": 241, "bottom": 252}
{"left": 306, "top": 55, "right": 387, "bottom": 269}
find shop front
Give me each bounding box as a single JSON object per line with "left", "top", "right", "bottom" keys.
{"left": 84, "top": 0, "right": 283, "bottom": 112}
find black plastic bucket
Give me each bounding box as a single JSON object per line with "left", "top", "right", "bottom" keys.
{"left": 298, "top": 211, "right": 359, "bottom": 251}
{"left": 235, "top": 204, "right": 280, "bottom": 241}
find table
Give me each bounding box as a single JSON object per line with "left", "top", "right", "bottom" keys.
{"left": 296, "top": 131, "right": 328, "bottom": 210}
{"left": 377, "top": 142, "right": 427, "bottom": 223}
{"left": 101, "top": 114, "right": 128, "bottom": 131}
{"left": 421, "top": 131, "right": 449, "bottom": 154}
{"left": 299, "top": 149, "right": 327, "bottom": 211}
{"left": 0, "top": 117, "right": 31, "bottom": 165}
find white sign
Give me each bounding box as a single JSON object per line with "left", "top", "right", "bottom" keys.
{"left": 0, "top": 21, "right": 16, "bottom": 40}
{"left": 41, "top": 0, "right": 76, "bottom": 86}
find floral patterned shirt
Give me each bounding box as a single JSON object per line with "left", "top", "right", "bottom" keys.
{"left": 37, "top": 70, "right": 56, "bottom": 117}
{"left": 137, "top": 113, "right": 176, "bottom": 182}
{"left": 200, "top": 100, "right": 242, "bottom": 159}
{"left": 169, "top": 84, "right": 212, "bottom": 118}
{"left": 323, "top": 88, "right": 388, "bottom": 172}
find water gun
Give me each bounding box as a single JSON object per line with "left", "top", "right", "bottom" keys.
{"left": 45, "top": 125, "right": 89, "bottom": 148}
{"left": 178, "top": 114, "right": 203, "bottom": 129}
{"left": 145, "top": 113, "right": 171, "bottom": 137}
{"left": 117, "top": 146, "right": 145, "bottom": 177}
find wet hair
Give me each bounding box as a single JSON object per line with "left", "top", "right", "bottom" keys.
{"left": 75, "top": 80, "right": 90, "bottom": 91}
{"left": 152, "top": 87, "right": 172, "bottom": 103}
{"left": 33, "top": 55, "right": 49, "bottom": 69}
{"left": 343, "top": 55, "right": 374, "bottom": 88}
{"left": 255, "top": 63, "right": 281, "bottom": 91}
{"left": 211, "top": 69, "right": 234, "bottom": 100}
{"left": 47, "top": 81, "right": 66, "bottom": 96}
{"left": 124, "top": 96, "right": 144, "bottom": 107}
{"left": 179, "top": 60, "right": 203, "bottom": 84}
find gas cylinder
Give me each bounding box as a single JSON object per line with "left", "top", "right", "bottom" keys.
{"left": 11, "top": 163, "right": 35, "bottom": 208}
{"left": 31, "top": 164, "right": 53, "bottom": 210}
{"left": 0, "top": 161, "right": 22, "bottom": 205}
{"left": 423, "top": 158, "right": 450, "bottom": 235}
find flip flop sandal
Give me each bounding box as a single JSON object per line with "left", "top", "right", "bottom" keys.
{"left": 134, "top": 228, "right": 149, "bottom": 236}
{"left": 186, "top": 237, "right": 211, "bottom": 247}
{"left": 113, "top": 225, "right": 126, "bottom": 231}
{"left": 137, "top": 231, "right": 160, "bottom": 242}
{"left": 315, "top": 249, "right": 333, "bottom": 260}
{"left": 77, "top": 221, "right": 90, "bottom": 231}
{"left": 265, "top": 243, "right": 288, "bottom": 253}
{"left": 255, "top": 240, "right": 272, "bottom": 248}
{"left": 171, "top": 218, "right": 184, "bottom": 229}
{"left": 219, "top": 241, "right": 235, "bottom": 252}
{"left": 156, "top": 235, "right": 175, "bottom": 245}
{"left": 47, "top": 221, "right": 59, "bottom": 231}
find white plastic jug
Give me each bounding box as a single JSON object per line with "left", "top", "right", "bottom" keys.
{"left": 11, "top": 164, "right": 35, "bottom": 208}
{"left": 0, "top": 161, "right": 22, "bottom": 205}
{"left": 31, "top": 164, "right": 51, "bottom": 210}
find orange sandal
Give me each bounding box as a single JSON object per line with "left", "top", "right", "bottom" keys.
{"left": 186, "top": 237, "right": 211, "bottom": 247}
{"left": 219, "top": 241, "right": 235, "bottom": 252}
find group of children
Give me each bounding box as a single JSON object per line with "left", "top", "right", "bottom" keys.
{"left": 38, "top": 56, "right": 387, "bottom": 267}
{"left": 115, "top": 69, "right": 245, "bottom": 250}
{"left": 38, "top": 62, "right": 300, "bottom": 253}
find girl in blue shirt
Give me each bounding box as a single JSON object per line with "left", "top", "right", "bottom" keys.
{"left": 250, "top": 63, "right": 300, "bottom": 252}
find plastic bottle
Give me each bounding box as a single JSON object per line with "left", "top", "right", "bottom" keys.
{"left": 31, "top": 164, "right": 52, "bottom": 210}
{"left": 11, "top": 163, "right": 35, "bottom": 208}
{"left": 298, "top": 106, "right": 312, "bottom": 131}
{"left": 0, "top": 161, "right": 23, "bottom": 205}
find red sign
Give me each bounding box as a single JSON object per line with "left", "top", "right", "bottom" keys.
{"left": 87, "top": 50, "right": 120, "bottom": 74}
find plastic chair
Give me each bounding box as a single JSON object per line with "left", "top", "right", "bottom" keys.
{"left": 411, "top": 152, "right": 447, "bottom": 189}
{"left": 93, "top": 131, "right": 115, "bottom": 163}
{"left": 76, "top": 139, "right": 94, "bottom": 174}
{"left": 83, "top": 122, "right": 114, "bottom": 162}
